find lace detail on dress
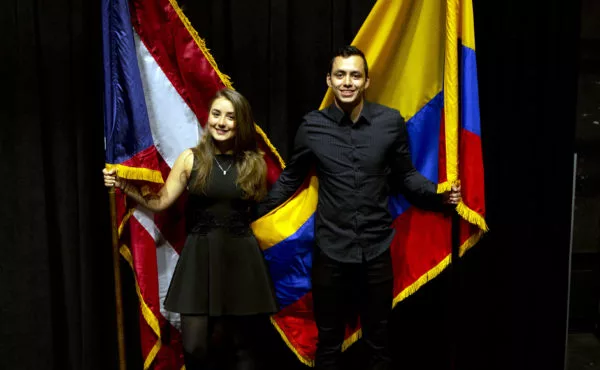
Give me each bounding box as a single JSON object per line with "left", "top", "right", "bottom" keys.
{"left": 188, "top": 209, "right": 251, "bottom": 236}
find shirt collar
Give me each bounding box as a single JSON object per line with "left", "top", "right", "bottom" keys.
{"left": 325, "top": 100, "right": 373, "bottom": 125}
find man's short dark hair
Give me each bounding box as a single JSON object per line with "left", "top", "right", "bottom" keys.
{"left": 328, "top": 45, "right": 369, "bottom": 78}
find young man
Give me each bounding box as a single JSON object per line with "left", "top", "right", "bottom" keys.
{"left": 258, "top": 46, "right": 461, "bottom": 370}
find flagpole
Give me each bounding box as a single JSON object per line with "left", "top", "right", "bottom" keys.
{"left": 444, "top": 0, "right": 460, "bottom": 366}
{"left": 109, "top": 187, "right": 127, "bottom": 370}
{"left": 450, "top": 210, "right": 461, "bottom": 370}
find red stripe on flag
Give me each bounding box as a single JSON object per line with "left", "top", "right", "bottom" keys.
{"left": 460, "top": 220, "right": 482, "bottom": 247}
{"left": 391, "top": 207, "right": 452, "bottom": 297}
{"left": 459, "top": 128, "right": 485, "bottom": 216}
{"left": 272, "top": 292, "right": 317, "bottom": 363}
{"left": 121, "top": 145, "right": 163, "bottom": 173}
{"left": 129, "top": 0, "right": 225, "bottom": 125}
{"left": 137, "top": 311, "right": 160, "bottom": 368}
{"left": 129, "top": 216, "right": 161, "bottom": 316}
{"left": 272, "top": 292, "right": 360, "bottom": 364}
{"left": 153, "top": 322, "right": 185, "bottom": 370}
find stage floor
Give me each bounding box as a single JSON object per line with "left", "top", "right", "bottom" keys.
{"left": 567, "top": 333, "right": 600, "bottom": 370}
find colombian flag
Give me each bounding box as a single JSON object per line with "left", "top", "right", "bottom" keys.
{"left": 252, "top": 0, "right": 488, "bottom": 366}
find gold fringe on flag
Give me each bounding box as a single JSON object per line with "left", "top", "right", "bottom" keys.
{"left": 106, "top": 163, "right": 164, "bottom": 184}
{"left": 120, "top": 244, "right": 163, "bottom": 369}
{"left": 168, "top": 0, "right": 287, "bottom": 170}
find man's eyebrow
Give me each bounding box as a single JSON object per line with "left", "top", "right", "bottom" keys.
{"left": 333, "top": 69, "right": 362, "bottom": 74}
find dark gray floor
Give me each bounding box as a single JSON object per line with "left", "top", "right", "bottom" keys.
{"left": 566, "top": 333, "right": 600, "bottom": 370}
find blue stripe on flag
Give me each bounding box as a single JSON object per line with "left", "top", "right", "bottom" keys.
{"left": 263, "top": 214, "right": 315, "bottom": 308}
{"left": 460, "top": 45, "right": 481, "bottom": 137}
{"left": 388, "top": 93, "right": 443, "bottom": 219}
{"left": 102, "top": 0, "right": 153, "bottom": 164}
{"left": 406, "top": 92, "right": 443, "bottom": 183}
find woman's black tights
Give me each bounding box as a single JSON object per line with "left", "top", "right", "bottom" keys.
{"left": 181, "top": 315, "right": 255, "bottom": 370}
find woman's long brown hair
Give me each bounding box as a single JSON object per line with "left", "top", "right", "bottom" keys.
{"left": 189, "top": 89, "right": 267, "bottom": 201}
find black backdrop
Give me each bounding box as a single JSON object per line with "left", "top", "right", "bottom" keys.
{"left": 0, "top": 0, "right": 580, "bottom": 369}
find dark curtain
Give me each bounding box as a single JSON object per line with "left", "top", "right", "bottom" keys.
{"left": 179, "top": 0, "right": 378, "bottom": 160}
{"left": 0, "top": 0, "right": 580, "bottom": 370}
{"left": 0, "top": 0, "right": 121, "bottom": 369}
{"left": 458, "top": 1, "right": 581, "bottom": 370}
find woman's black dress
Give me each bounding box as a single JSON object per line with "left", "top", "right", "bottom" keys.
{"left": 164, "top": 154, "right": 278, "bottom": 316}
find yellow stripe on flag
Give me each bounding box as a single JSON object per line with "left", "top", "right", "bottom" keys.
{"left": 251, "top": 176, "right": 319, "bottom": 250}
{"left": 320, "top": 0, "right": 445, "bottom": 122}
{"left": 460, "top": 0, "right": 476, "bottom": 51}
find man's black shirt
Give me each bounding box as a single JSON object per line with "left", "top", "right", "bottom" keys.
{"left": 258, "top": 102, "right": 442, "bottom": 263}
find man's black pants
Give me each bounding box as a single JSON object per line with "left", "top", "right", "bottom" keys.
{"left": 312, "top": 246, "right": 393, "bottom": 370}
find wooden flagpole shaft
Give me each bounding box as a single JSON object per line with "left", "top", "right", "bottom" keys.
{"left": 109, "top": 187, "right": 127, "bottom": 370}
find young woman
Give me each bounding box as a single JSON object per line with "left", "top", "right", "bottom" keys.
{"left": 103, "top": 88, "right": 277, "bottom": 370}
